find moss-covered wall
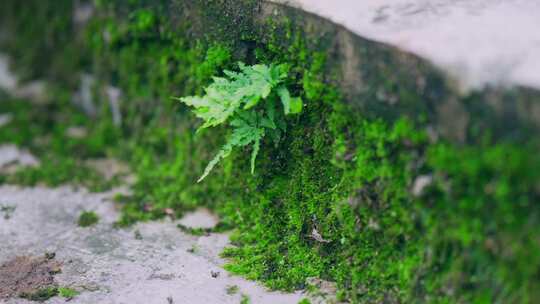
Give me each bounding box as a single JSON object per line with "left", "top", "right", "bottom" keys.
{"left": 1, "top": 1, "right": 539, "bottom": 303}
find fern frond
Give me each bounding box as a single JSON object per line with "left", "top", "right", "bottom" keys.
{"left": 250, "top": 137, "right": 261, "bottom": 175}
{"left": 198, "top": 148, "right": 230, "bottom": 183}
{"left": 177, "top": 62, "right": 303, "bottom": 181}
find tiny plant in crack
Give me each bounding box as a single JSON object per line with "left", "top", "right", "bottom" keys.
{"left": 175, "top": 63, "right": 303, "bottom": 182}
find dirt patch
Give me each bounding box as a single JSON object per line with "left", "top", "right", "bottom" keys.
{"left": 0, "top": 254, "right": 62, "bottom": 300}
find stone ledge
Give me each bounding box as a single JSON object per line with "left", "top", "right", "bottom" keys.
{"left": 274, "top": 0, "right": 540, "bottom": 91}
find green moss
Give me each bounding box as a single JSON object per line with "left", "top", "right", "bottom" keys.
{"left": 0, "top": 204, "right": 16, "bottom": 220}
{"left": 58, "top": 287, "right": 79, "bottom": 298}
{"left": 5, "top": 157, "right": 115, "bottom": 192}
{"left": 240, "top": 294, "right": 251, "bottom": 304}
{"left": 225, "top": 285, "right": 239, "bottom": 295}
{"left": 78, "top": 211, "right": 100, "bottom": 227}
{"left": 177, "top": 222, "right": 231, "bottom": 236}
{"left": 1, "top": 1, "right": 539, "bottom": 303}
{"left": 19, "top": 287, "right": 58, "bottom": 302}
{"left": 416, "top": 142, "right": 540, "bottom": 303}
{"left": 0, "top": 96, "right": 120, "bottom": 191}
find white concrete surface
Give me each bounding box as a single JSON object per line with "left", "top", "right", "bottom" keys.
{"left": 178, "top": 208, "right": 220, "bottom": 229}
{"left": 0, "top": 185, "right": 305, "bottom": 304}
{"left": 275, "top": 0, "right": 540, "bottom": 91}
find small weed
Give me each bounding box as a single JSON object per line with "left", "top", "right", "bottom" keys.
{"left": 240, "top": 294, "right": 250, "bottom": 304}
{"left": 19, "top": 287, "right": 58, "bottom": 302}
{"left": 58, "top": 287, "right": 79, "bottom": 299}
{"left": 0, "top": 204, "right": 16, "bottom": 219}
{"left": 134, "top": 229, "right": 143, "bottom": 240}
{"left": 77, "top": 211, "right": 99, "bottom": 227}
{"left": 44, "top": 252, "right": 56, "bottom": 260}
{"left": 177, "top": 224, "right": 209, "bottom": 236}
{"left": 177, "top": 222, "right": 232, "bottom": 236}
{"left": 225, "top": 285, "right": 239, "bottom": 295}
{"left": 187, "top": 245, "right": 198, "bottom": 254}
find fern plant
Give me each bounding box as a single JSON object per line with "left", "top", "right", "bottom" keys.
{"left": 175, "top": 63, "right": 303, "bottom": 182}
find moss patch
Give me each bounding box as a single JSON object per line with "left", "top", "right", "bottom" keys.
{"left": 19, "top": 287, "right": 58, "bottom": 302}
{"left": 78, "top": 211, "right": 100, "bottom": 227}
{"left": 58, "top": 287, "right": 79, "bottom": 299}
{"left": 0, "top": 95, "right": 120, "bottom": 191}
{"left": 225, "top": 285, "right": 239, "bottom": 295}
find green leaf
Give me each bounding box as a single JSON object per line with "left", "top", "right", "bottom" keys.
{"left": 243, "top": 95, "right": 261, "bottom": 110}
{"left": 250, "top": 137, "right": 261, "bottom": 175}
{"left": 197, "top": 148, "right": 230, "bottom": 182}
{"left": 277, "top": 86, "right": 291, "bottom": 115}
{"left": 289, "top": 97, "right": 303, "bottom": 114}
{"left": 197, "top": 121, "right": 264, "bottom": 182}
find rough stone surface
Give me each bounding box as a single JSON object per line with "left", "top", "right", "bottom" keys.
{"left": 0, "top": 114, "right": 12, "bottom": 128}
{"left": 0, "top": 145, "right": 39, "bottom": 173}
{"left": 0, "top": 185, "right": 304, "bottom": 304}
{"left": 177, "top": 208, "right": 220, "bottom": 230}
{"left": 275, "top": 0, "right": 540, "bottom": 90}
